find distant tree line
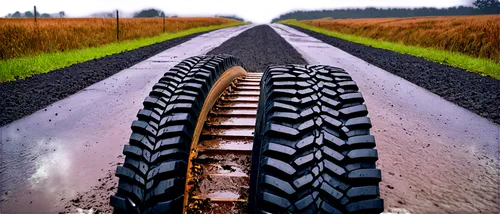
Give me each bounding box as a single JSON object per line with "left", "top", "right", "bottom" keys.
{"left": 8, "top": 10, "right": 55, "bottom": 18}
{"left": 134, "top": 9, "right": 244, "bottom": 22}
{"left": 133, "top": 9, "right": 166, "bottom": 18}
{"left": 272, "top": 0, "right": 499, "bottom": 22}
{"left": 215, "top": 15, "right": 245, "bottom": 22}
{"left": 4, "top": 7, "right": 247, "bottom": 21}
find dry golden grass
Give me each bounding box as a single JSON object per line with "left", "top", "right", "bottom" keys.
{"left": 0, "top": 17, "right": 238, "bottom": 60}
{"left": 301, "top": 15, "right": 500, "bottom": 62}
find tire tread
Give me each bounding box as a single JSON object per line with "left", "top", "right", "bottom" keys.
{"left": 111, "top": 55, "right": 244, "bottom": 213}
{"left": 250, "top": 65, "right": 383, "bottom": 214}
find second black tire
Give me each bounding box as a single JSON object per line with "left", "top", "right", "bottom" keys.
{"left": 250, "top": 65, "right": 384, "bottom": 213}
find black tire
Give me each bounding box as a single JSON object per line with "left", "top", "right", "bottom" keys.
{"left": 249, "top": 65, "right": 383, "bottom": 214}
{"left": 110, "top": 55, "right": 244, "bottom": 213}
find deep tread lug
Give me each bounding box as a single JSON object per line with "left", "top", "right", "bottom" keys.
{"left": 112, "top": 55, "right": 244, "bottom": 213}
{"left": 251, "top": 65, "right": 382, "bottom": 213}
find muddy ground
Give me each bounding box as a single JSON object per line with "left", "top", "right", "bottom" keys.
{"left": 62, "top": 166, "right": 120, "bottom": 214}
{"left": 286, "top": 25, "right": 500, "bottom": 125}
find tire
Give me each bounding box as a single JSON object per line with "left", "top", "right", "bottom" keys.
{"left": 249, "top": 65, "right": 383, "bottom": 214}
{"left": 110, "top": 55, "right": 244, "bottom": 213}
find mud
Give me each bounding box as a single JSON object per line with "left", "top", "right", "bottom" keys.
{"left": 185, "top": 76, "right": 259, "bottom": 214}
{"left": 62, "top": 169, "right": 118, "bottom": 214}
{"left": 199, "top": 202, "right": 248, "bottom": 214}
{"left": 187, "top": 157, "right": 250, "bottom": 214}
{"left": 202, "top": 127, "right": 254, "bottom": 137}
{"left": 374, "top": 120, "right": 499, "bottom": 214}
{"left": 221, "top": 95, "right": 259, "bottom": 102}
{"left": 198, "top": 138, "right": 253, "bottom": 153}
{"left": 208, "top": 25, "right": 307, "bottom": 72}
{"left": 284, "top": 24, "right": 500, "bottom": 125}
{"left": 196, "top": 153, "right": 252, "bottom": 175}
{"left": 206, "top": 116, "right": 256, "bottom": 127}
{"left": 211, "top": 109, "right": 257, "bottom": 116}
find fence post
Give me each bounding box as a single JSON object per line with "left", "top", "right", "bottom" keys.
{"left": 163, "top": 14, "right": 166, "bottom": 33}
{"left": 116, "top": 10, "right": 119, "bottom": 41}
{"left": 34, "top": 6, "right": 37, "bottom": 22}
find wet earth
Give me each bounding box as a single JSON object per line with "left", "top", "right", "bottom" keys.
{"left": 62, "top": 165, "right": 120, "bottom": 214}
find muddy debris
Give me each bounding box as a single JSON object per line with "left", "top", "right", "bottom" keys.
{"left": 186, "top": 162, "right": 207, "bottom": 214}
{"left": 221, "top": 165, "right": 236, "bottom": 172}
{"left": 194, "top": 156, "right": 219, "bottom": 164}
{"left": 63, "top": 170, "right": 117, "bottom": 214}
{"left": 238, "top": 187, "right": 249, "bottom": 200}
{"left": 186, "top": 198, "right": 212, "bottom": 214}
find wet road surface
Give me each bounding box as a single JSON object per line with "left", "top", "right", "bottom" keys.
{"left": 272, "top": 24, "right": 499, "bottom": 213}
{"left": 284, "top": 24, "right": 500, "bottom": 125}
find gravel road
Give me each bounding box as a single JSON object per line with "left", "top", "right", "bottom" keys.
{"left": 285, "top": 25, "right": 500, "bottom": 125}
{"left": 208, "top": 25, "right": 307, "bottom": 72}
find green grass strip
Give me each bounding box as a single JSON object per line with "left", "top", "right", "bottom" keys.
{"left": 0, "top": 22, "right": 245, "bottom": 83}
{"left": 281, "top": 20, "right": 500, "bottom": 80}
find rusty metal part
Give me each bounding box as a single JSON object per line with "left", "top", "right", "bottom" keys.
{"left": 182, "top": 65, "right": 248, "bottom": 213}
{"left": 185, "top": 73, "right": 262, "bottom": 214}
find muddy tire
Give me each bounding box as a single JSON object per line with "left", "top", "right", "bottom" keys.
{"left": 110, "top": 55, "right": 244, "bottom": 213}
{"left": 249, "top": 65, "right": 383, "bottom": 213}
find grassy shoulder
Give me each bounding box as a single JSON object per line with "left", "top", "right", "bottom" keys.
{"left": 281, "top": 20, "right": 500, "bottom": 80}
{"left": 0, "top": 22, "right": 245, "bottom": 83}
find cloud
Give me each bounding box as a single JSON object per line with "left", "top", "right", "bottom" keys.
{"left": 4, "top": 0, "right": 474, "bottom": 23}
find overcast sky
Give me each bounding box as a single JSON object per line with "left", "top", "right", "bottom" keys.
{"left": 0, "top": 0, "right": 475, "bottom": 23}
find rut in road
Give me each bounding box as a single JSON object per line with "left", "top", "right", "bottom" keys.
{"left": 186, "top": 73, "right": 262, "bottom": 213}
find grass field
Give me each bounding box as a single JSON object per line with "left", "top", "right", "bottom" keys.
{"left": 0, "top": 17, "right": 239, "bottom": 60}
{"left": 0, "top": 18, "right": 242, "bottom": 82}
{"left": 281, "top": 16, "right": 500, "bottom": 79}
